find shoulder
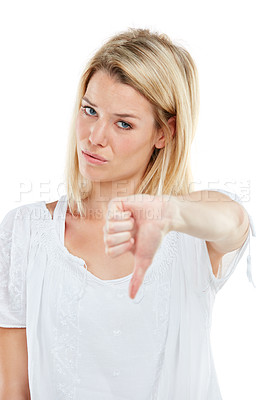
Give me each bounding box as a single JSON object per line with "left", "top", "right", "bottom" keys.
{"left": 0, "top": 202, "right": 44, "bottom": 327}
{"left": 0, "top": 200, "right": 47, "bottom": 233}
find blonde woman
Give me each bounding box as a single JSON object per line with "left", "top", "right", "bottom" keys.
{"left": 0, "top": 28, "right": 255, "bottom": 399}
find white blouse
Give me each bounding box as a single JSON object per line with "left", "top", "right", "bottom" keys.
{"left": 0, "top": 189, "right": 256, "bottom": 400}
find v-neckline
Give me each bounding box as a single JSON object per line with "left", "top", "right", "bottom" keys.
{"left": 41, "top": 195, "right": 134, "bottom": 285}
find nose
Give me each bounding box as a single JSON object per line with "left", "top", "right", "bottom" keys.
{"left": 89, "top": 119, "right": 108, "bottom": 147}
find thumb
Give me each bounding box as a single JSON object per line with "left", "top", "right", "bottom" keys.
{"left": 128, "top": 256, "right": 151, "bottom": 299}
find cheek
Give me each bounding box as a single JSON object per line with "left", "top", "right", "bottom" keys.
{"left": 118, "top": 139, "right": 136, "bottom": 155}
{"left": 117, "top": 137, "right": 151, "bottom": 158}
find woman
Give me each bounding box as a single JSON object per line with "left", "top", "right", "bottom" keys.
{"left": 0, "top": 28, "right": 256, "bottom": 399}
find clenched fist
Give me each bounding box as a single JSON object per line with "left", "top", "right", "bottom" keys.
{"left": 103, "top": 194, "right": 174, "bottom": 299}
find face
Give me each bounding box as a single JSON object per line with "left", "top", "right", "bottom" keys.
{"left": 76, "top": 70, "right": 165, "bottom": 195}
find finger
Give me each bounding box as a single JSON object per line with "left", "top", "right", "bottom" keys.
{"left": 106, "top": 238, "right": 135, "bottom": 257}
{"left": 106, "top": 199, "right": 125, "bottom": 220}
{"left": 104, "top": 231, "right": 132, "bottom": 247}
{"left": 105, "top": 217, "right": 134, "bottom": 233}
{"left": 112, "top": 211, "right": 132, "bottom": 220}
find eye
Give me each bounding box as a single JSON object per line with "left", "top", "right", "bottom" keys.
{"left": 117, "top": 121, "right": 132, "bottom": 130}
{"left": 81, "top": 105, "right": 97, "bottom": 116}
{"left": 80, "top": 106, "right": 132, "bottom": 130}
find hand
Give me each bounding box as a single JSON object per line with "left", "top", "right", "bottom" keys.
{"left": 103, "top": 194, "right": 172, "bottom": 299}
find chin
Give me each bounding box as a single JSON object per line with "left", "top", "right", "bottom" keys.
{"left": 79, "top": 168, "right": 107, "bottom": 182}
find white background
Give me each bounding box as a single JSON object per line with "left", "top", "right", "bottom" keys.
{"left": 0, "top": 1, "right": 265, "bottom": 398}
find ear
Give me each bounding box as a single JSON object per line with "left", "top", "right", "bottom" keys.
{"left": 154, "top": 116, "right": 176, "bottom": 149}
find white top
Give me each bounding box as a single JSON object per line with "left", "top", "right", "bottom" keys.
{"left": 0, "top": 189, "right": 256, "bottom": 400}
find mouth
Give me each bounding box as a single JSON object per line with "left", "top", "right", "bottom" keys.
{"left": 82, "top": 150, "right": 108, "bottom": 162}
{"left": 81, "top": 150, "right": 108, "bottom": 165}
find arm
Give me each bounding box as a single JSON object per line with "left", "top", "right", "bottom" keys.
{"left": 104, "top": 191, "right": 250, "bottom": 298}
{"left": 166, "top": 190, "right": 250, "bottom": 274}
{"left": 0, "top": 327, "right": 31, "bottom": 400}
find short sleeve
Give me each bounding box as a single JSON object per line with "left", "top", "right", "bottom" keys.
{"left": 199, "top": 188, "right": 256, "bottom": 293}
{"left": 0, "top": 205, "right": 31, "bottom": 327}
{"left": 178, "top": 189, "right": 256, "bottom": 294}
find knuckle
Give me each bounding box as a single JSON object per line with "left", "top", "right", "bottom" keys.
{"left": 105, "top": 235, "right": 113, "bottom": 245}
{"left": 128, "top": 219, "right": 134, "bottom": 230}
{"left": 125, "top": 232, "right": 131, "bottom": 241}
{"left": 107, "top": 221, "right": 114, "bottom": 232}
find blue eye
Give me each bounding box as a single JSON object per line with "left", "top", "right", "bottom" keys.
{"left": 117, "top": 121, "right": 132, "bottom": 130}
{"left": 81, "top": 105, "right": 132, "bottom": 130}
{"left": 81, "top": 106, "right": 97, "bottom": 116}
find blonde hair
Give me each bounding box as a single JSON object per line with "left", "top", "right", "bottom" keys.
{"left": 64, "top": 27, "right": 200, "bottom": 217}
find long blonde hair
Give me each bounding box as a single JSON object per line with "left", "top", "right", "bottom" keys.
{"left": 64, "top": 27, "right": 200, "bottom": 217}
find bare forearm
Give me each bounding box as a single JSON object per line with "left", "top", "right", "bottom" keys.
{"left": 165, "top": 190, "right": 249, "bottom": 252}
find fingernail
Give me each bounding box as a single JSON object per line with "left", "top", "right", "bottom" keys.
{"left": 130, "top": 287, "right": 135, "bottom": 299}
{"left": 130, "top": 281, "right": 137, "bottom": 299}
{"left": 129, "top": 279, "right": 134, "bottom": 297}
{"left": 131, "top": 286, "right": 137, "bottom": 299}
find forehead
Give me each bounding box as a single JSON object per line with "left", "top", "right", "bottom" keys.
{"left": 84, "top": 70, "right": 154, "bottom": 115}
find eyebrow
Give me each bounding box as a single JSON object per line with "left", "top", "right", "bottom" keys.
{"left": 81, "top": 96, "right": 140, "bottom": 120}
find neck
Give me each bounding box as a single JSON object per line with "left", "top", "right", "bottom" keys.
{"left": 82, "top": 178, "right": 140, "bottom": 219}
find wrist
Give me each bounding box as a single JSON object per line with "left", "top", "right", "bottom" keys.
{"left": 162, "top": 195, "right": 181, "bottom": 234}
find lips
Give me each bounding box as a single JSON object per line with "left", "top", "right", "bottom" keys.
{"left": 82, "top": 150, "right": 107, "bottom": 162}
